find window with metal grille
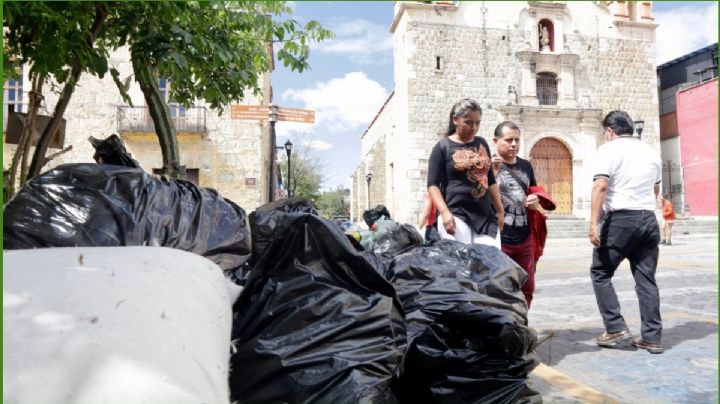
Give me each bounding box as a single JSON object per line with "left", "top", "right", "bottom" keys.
{"left": 536, "top": 72, "right": 558, "bottom": 106}
{"left": 4, "top": 66, "right": 24, "bottom": 114}
{"left": 158, "top": 77, "right": 186, "bottom": 119}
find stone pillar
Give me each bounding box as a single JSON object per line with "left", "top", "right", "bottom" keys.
{"left": 559, "top": 54, "right": 578, "bottom": 108}
{"left": 571, "top": 157, "right": 584, "bottom": 217}
{"left": 577, "top": 112, "right": 603, "bottom": 219}
{"left": 519, "top": 59, "right": 538, "bottom": 105}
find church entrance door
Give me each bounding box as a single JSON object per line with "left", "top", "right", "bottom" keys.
{"left": 530, "top": 138, "right": 573, "bottom": 214}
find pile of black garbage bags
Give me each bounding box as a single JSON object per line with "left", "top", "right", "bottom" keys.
{"left": 4, "top": 163, "right": 539, "bottom": 404}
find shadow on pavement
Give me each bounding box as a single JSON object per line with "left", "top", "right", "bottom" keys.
{"left": 535, "top": 320, "right": 717, "bottom": 366}
{"left": 662, "top": 320, "right": 717, "bottom": 349}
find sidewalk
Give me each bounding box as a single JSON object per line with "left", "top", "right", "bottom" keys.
{"left": 527, "top": 233, "right": 718, "bottom": 403}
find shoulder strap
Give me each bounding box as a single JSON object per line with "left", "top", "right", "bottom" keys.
{"left": 500, "top": 163, "right": 528, "bottom": 195}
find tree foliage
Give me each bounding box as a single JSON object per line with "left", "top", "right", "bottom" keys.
{"left": 113, "top": 1, "right": 332, "bottom": 112}
{"left": 3, "top": 1, "right": 333, "bottom": 185}
{"left": 4, "top": 2, "right": 114, "bottom": 194}
{"left": 3, "top": 2, "right": 114, "bottom": 83}
{"left": 316, "top": 186, "right": 351, "bottom": 218}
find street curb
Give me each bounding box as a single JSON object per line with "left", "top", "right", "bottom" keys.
{"left": 531, "top": 363, "right": 620, "bottom": 404}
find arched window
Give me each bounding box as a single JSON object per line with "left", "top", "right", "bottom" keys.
{"left": 536, "top": 72, "right": 558, "bottom": 106}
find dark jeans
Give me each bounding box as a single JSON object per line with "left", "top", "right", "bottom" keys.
{"left": 591, "top": 210, "right": 662, "bottom": 343}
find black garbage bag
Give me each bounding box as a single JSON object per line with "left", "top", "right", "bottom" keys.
{"left": 372, "top": 220, "right": 423, "bottom": 256}
{"left": 3, "top": 164, "right": 251, "bottom": 275}
{"left": 386, "top": 240, "right": 538, "bottom": 403}
{"left": 248, "top": 197, "right": 319, "bottom": 260}
{"left": 89, "top": 134, "right": 141, "bottom": 168}
{"left": 229, "top": 206, "right": 406, "bottom": 403}
{"left": 363, "top": 204, "right": 391, "bottom": 227}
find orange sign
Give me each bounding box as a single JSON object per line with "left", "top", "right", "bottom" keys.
{"left": 230, "top": 105, "right": 315, "bottom": 123}
{"left": 231, "top": 105, "right": 269, "bottom": 120}
{"left": 277, "top": 107, "right": 315, "bottom": 123}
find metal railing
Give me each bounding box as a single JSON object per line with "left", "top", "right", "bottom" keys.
{"left": 117, "top": 105, "right": 207, "bottom": 134}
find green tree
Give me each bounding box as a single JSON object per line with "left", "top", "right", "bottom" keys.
{"left": 3, "top": 1, "right": 332, "bottom": 189}
{"left": 4, "top": 2, "right": 116, "bottom": 196}
{"left": 113, "top": 1, "right": 332, "bottom": 178}
{"left": 316, "top": 186, "right": 350, "bottom": 218}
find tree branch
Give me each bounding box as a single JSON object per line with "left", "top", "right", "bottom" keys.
{"left": 43, "top": 145, "right": 73, "bottom": 165}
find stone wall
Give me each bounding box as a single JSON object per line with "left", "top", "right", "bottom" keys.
{"left": 362, "top": 2, "right": 660, "bottom": 224}
{"left": 353, "top": 94, "right": 395, "bottom": 221}
{"left": 4, "top": 47, "right": 270, "bottom": 212}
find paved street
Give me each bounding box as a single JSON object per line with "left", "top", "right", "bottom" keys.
{"left": 527, "top": 233, "right": 718, "bottom": 403}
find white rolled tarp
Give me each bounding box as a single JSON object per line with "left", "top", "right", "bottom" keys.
{"left": 3, "top": 247, "right": 242, "bottom": 404}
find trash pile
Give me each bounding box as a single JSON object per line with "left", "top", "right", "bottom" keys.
{"left": 3, "top": 139, "right": 538, "bottom": 403}
{"left": 3, "top": 163, "right": 251, "bottom": 277}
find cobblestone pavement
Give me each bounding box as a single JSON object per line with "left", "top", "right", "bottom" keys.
{"left": 527, "top": 233, "right": 718, "bottom": 403}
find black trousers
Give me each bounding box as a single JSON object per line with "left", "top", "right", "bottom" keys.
{"left": 590, "top": 210, "right": 662, "bottom": 343}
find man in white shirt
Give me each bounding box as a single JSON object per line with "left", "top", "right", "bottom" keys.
{"left": 588, "top": 110, "right": 664, "bottom": 354}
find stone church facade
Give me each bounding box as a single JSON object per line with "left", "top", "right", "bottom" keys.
{"left": 3, "top": 46, "right": 274, "bottom": 212}
{"left": 351, "top": 1, "right": 660, "bottom": 225}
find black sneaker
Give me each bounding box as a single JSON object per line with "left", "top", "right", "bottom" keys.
{"left": 660, "top": 240, "right": 667, "bottom": 245}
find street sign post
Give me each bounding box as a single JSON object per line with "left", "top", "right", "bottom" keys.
{"left": 276, "top": 107, "right": 315, "bottom": 123}
{"left": 231, "top": 105, "right": 269, "bottom": 121}
{"left": 230, "top": 104, "right": 315, "bottom": 203}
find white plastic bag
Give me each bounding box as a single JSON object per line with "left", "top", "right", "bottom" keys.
{"left": 3, "top": 247, "right": 242, "bottom": 404}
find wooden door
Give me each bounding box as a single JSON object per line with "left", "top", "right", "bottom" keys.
{"left": 530, "top": 138, "right": 573, "bottom": 214}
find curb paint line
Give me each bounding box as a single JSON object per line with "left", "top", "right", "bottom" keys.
{"left": 531, "top": 363, "right": 620, "bottom": 404}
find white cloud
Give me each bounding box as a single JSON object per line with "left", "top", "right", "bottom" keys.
{"left": 311, "top": 19, "right": 393, "bottom": 65}
{"left": 280, "top": 71, "right": 389, "bottom": 135}
{"left": 655, "top": 3, "right": 718, "bottom": 65}
{"left": 304, "top": 139, "right": 333, "bottom": 151}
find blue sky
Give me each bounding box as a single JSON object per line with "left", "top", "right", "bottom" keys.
{"left": 272, "top": 1, "right": 718, "bottom": 191}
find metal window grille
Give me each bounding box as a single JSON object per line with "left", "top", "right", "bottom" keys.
{"left": 4, "top": 66, "right": 24, "bottom": 114}
{"left": 159, "top": 77, "right": 186, "bottom": 118}
{"left": 536, "top": 72, "right": 558, "bottom": 106}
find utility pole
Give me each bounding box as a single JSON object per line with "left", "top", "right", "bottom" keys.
{"left": 267, "top": 104, "right": 278, "bottom": 202}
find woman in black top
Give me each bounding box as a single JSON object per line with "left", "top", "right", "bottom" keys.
{"left": 427, "top": 98, "right": 505, "bottom": 247}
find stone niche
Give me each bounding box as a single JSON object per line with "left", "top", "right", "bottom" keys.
{"left": 514, "top": 2, "right": 579, "bottom": 108}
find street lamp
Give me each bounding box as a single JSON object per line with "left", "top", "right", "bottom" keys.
{"left": 283, "top": 140, "right": 293, "bottom": 197}
{"left": 634, "top": 120, "right": 644, "bottom": 140}
{"left": 365, "top": 173, "right": 373, "bottom": 209}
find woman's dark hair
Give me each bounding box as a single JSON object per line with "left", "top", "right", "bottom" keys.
{"left": 602, "top": 110, "right": 634, "bottom": 136}
{"left": 445, "top": 98, "right": 482, "bottom": 136}
{"left": 493, "top": 120, "right": 520, "bottom": 138}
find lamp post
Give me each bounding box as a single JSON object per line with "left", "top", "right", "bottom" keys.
{"left": 634, "top": 120, "right": 644, "bottom": 140}
{"left": 284, "top": 140, "right": 293, "bottom": 198}
{"left": 365, "top": 173, "right": 373, "bottom": 209}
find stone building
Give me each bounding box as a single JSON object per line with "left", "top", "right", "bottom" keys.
{"left": 351, "top": 1, "right": 660, "bottom": 225}
{"left": 3, "top": 46, "right": 274, "bottom": 211}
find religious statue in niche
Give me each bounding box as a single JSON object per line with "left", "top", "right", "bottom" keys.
{"left": 539, "top": 23, "right": 550, "bottom": 52}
